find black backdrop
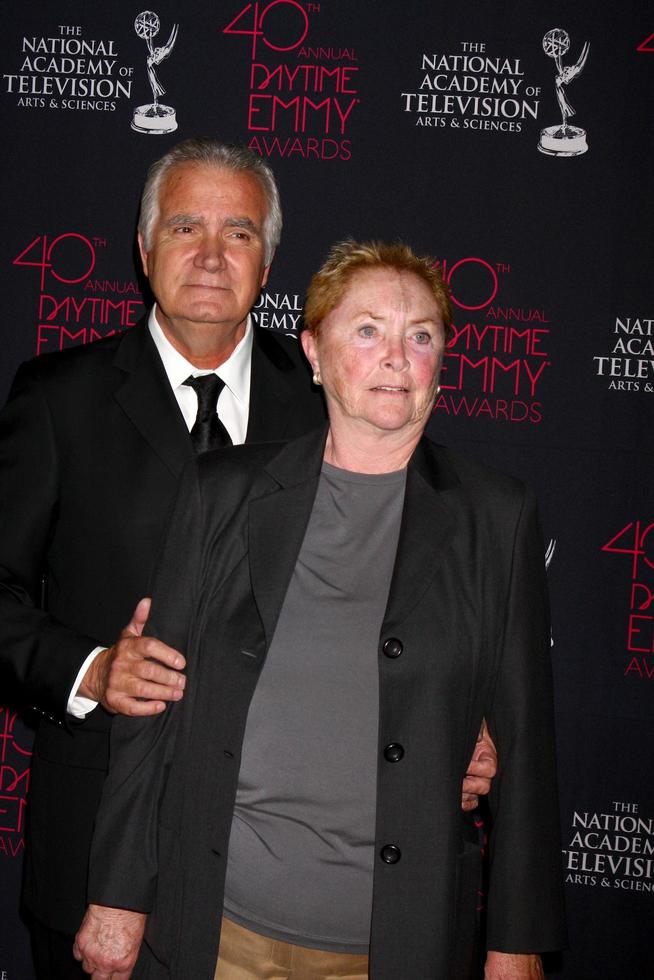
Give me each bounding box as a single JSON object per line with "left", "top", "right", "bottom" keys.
{"left": 1, "top": 2, "right": 653, "bottom": 977}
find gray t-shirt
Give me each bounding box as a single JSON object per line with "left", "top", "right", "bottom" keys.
{"left": 223, "top": 461, "right": 407, "bottom": 952}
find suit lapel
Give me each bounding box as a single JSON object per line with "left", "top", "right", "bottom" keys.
{"left": 248, "top": 430, "right": 461, "bottom": 644}
{"left": 246, "top": 328, "right": 306, "bottom": 442}
{"left": 112, "top": 323, "right": 193, "bottom": 478}
{"left": 248, "top": 427, "right": 327, "bottom": 644}
{"left": 112, "top": 324, "right": 313, "bottom": 472}
{"left": 383, "top": 438, "right": 460, "bottom": 628}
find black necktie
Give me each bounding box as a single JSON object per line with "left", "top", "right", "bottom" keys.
{"left": 182, "top": 374, "right": 233, "bottom": 453}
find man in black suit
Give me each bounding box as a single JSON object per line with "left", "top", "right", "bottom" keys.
{"left": 0, "top": 138, "right": 326, "bottom": 978}
{"left": 0, "top": 139, "right": 494, "bottom": 978}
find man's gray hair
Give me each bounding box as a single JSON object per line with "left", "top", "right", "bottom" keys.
{"left": 138, "top": 137, "right": 282, "bottom": 264}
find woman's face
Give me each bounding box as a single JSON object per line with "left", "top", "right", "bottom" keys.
{"left": 302, "top": 267, "right": 445, "bottom": 439}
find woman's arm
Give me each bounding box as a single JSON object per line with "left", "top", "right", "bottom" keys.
{"left": 485, "top": 486, "right": 567, "bottom": 954}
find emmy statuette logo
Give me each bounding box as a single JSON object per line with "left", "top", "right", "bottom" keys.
{"left": 538, "top": 28, "right": 589, "bottom": 156}
{"left": 132, "top": 10, "right": 179, "bottom": 134}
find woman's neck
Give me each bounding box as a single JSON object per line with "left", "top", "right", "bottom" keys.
{"left": 323, "top": 421, "right": 422, "bottom": 474}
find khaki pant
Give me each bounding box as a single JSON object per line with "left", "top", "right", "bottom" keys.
{"left": 214, "top": 916, "right": 369, "bottom": 980}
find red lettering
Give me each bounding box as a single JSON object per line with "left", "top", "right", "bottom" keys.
{"left": 602, "top": 521, "right": 654, "bottom": 579}
{"left": 631, "top": 582, "right": 654, "bottom": 612}
{"left": 224, "top": 1, "right": 308, "bottom": 59}
{"left": 13, "top": 234, "right": 95, "bottom": 290}
{"left": 0, "top": 795, "right": 27, "bottom": 834}
{"left": 442, "top": 257, "right": 498, "bottom": 311}
{"left": 627, "top": 614, "right": 654, "bottom": 653}
{"left": 624, "top": 656, "right": 654, "bottom": 679}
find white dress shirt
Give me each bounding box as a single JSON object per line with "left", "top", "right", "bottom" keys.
{"left": 67, "top": 308, "right": 254, "bottom": 717}
{"left": 148, "top": 305, "right": 253, "bottom": 445}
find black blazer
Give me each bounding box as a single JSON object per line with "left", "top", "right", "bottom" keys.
{"left": 0, "top": 320, "right": 325, "bottom": 933}
{"left": 89, "top": 428, "right": 567, "bottom": 979}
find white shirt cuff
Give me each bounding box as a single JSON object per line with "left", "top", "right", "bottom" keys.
{"left": 67, "top": 646, "right": 106, "bottom": 718}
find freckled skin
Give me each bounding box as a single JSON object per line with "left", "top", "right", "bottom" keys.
{"left": 138, "top": 163, "right": 271, "bottom": 368}
{"left": 302, "top": 268, "right": 445, "bottom": 471}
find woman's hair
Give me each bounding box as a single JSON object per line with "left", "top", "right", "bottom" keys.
{"left": 303, "top": 239, "right": 453, "bottom": 341}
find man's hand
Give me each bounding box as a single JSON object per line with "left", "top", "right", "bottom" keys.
{"left": 73, "top": 904, "right": 146, "bottom": 979}
{"left": 485, "top": 951, "right": 545, "bottom": 979}
{"left": 462, "top": 718, "right": 497, "bottom": 811}
{"left": 78, "top": 597, "right": 186, "bottom": 716}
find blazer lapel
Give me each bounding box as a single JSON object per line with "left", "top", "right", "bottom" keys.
{"left": 248, "top": 430, "right": 462, "bottom": 643}
{"left": 246, "top": 328, "right": 308, "bottom": 442}
{"left": 248, "top": 427, "right": 327, "bottom": 644}
{"left": 112, "top": 323, "right": 193, "bottom": 478}
{"left": 383, "top": 438, "right": 460, "bottom": 628}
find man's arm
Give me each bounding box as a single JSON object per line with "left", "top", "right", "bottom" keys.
{"left": 0, "top": 362, "right": 185, "bottom": 720}
{"left": 74, "top": 905, "right": 146, "bottom": 980}
{"left": 0, "top": 360, "right": 92, "bottom": 713}
{"left": 485, "top": 952, "right": 544, "bottom": 979}
{"left": 76, "top": 598, "right": 186, "bottom": 717}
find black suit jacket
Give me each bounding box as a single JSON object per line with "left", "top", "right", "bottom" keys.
{"left": 0, "top": 320, "right": 325, "bottom": 933}
{"left": 89, "top": 428, "right": 567, "bottom": 979}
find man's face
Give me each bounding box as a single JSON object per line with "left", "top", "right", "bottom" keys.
{"left": 139, "top": 162, "right": 271, "bottom": 362}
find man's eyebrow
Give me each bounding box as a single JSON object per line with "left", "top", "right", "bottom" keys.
{"left": 224, "top": 216, "right": 260, "bottom": 235}
{"left": 161, "top": 214, "right": 261, "bottom": 235}
{"left": 163, "top": 213, "right": 203, "bottom": 227}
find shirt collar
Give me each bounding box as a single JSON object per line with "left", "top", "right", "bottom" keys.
{"left": 148, "top": 305, "right": 253, "bottom": 404}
